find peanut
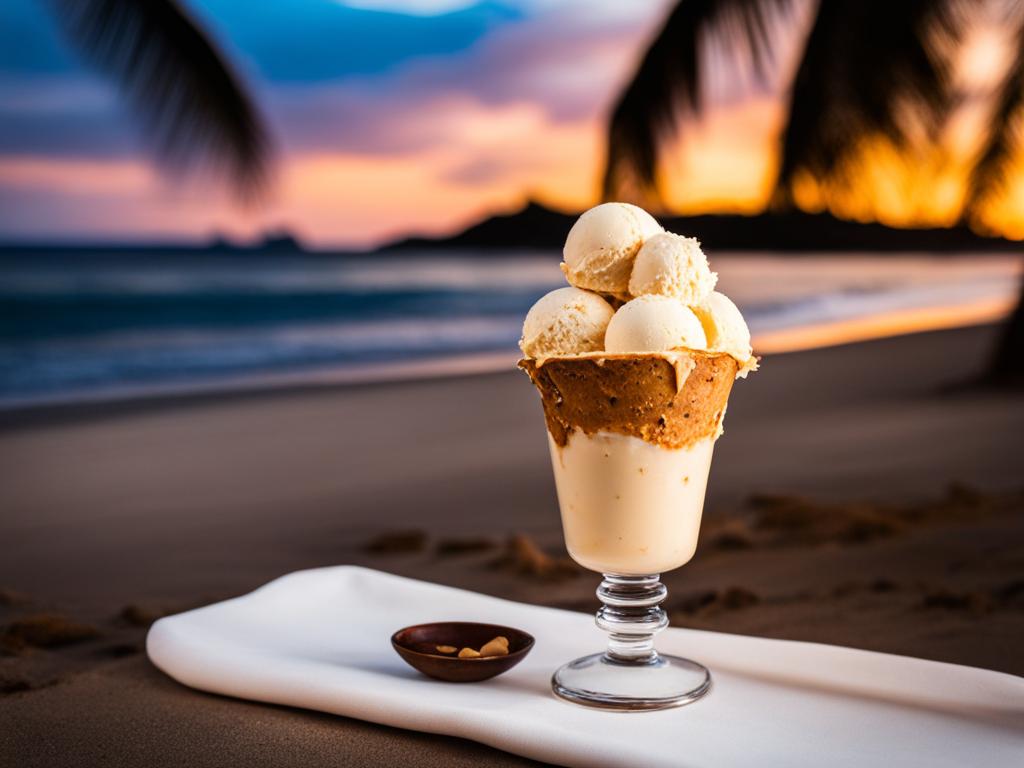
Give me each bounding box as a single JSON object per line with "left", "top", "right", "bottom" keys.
{"left": 435, "top": 645, "right": 457, "bottom": 654}
{"left": 458, "top": 647, "right": 481, "bottom": 658}
{"left": 480, "top": 637, "right": 510, "bottom": 657}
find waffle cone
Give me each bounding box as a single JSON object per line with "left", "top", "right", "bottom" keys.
{"left": 519, "top": 352, "right": 737, "bottom": 449}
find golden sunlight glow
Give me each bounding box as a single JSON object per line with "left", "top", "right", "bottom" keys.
{"left": 754, "top": 296, "right": 1016, "bottom": 355}
{"left": 785, "top": 139, "right": 968, "bottom": 229}
{"left": 972, "top": 151, "right": 1024, "bottom": 239}
{"left": 657, "top": 99, "right": 1024, "bottom": 239}
{"left": 649, "top": 20, "right": 1024, "bottom": 240}
{"left": 658, "top": 98, "right": 782, "bottom": 215}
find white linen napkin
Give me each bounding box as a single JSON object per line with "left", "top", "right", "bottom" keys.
{"left": 147, "top": 566, "right": 1024, "bottom": 768}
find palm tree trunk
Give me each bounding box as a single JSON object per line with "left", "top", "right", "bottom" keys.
{"left": 989, "top": 273, "right": 1024, "bottom": 384}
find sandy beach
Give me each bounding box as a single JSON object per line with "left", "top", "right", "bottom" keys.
{"left": 1, "top": 323, "right": 1023, "bottom": 766}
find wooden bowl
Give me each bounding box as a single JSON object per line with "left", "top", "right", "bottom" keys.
{"left": 391, "top": 622, "right": 534, "bottom": 682}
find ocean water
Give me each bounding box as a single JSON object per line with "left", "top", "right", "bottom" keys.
{"left": 0, "top": 250, "right": 1020, "bottom": 408}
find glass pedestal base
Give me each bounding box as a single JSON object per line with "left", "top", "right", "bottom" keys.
{"left": 553, "top": 652, "right": 711, "bottom": 711}
{"left": 552, "top": 573, "right": 712, "bottom": 711}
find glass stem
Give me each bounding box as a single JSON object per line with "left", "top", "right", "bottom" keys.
{"left": 596, "top": 573, "right": 668, "bottom": 664}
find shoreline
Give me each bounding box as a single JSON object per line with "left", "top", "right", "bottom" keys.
{"left": 3, "top": 250, "right": 1019, "bottom": 415}
{"left": 1, "top": 310, "right": 1013, "bottom": 421}
{"left": 0, "top": 351, "right": 521, "bottom": 420}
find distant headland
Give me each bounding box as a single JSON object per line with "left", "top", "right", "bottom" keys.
{"left": 1, "top": 201, "right": 1021, "bottom": 255}
{"left": 382, "top": 201, "right": 1023, "bottom": 253}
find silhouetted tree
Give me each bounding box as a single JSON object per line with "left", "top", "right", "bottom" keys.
{"left": 603, "top": 0, "right": 795, "bottom": 205}
{"left": 48, "top": 0, "right": 272, "bottom": 201}
{"left": 770, "top": 1, "right": 958, "bottom": 209}
{"left": 605, "top": 0, "right": 1024, "bottom": 383}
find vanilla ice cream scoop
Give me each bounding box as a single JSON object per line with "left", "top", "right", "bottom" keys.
{"left": 604, "top": 295, "right": 706, "bottom": 354}
{"left": 692, "top": 291, "right": 753, "bottom": 364}
{"left": 520, "top": 286, "right": 615, "bottom": 358}
{"left": 628, "top": 232, "right": 717, "bottom": 304}
{"left": 562, "top": 203, "right": 663, "bottom": 295}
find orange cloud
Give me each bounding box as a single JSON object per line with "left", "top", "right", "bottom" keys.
{"left": 0, "top": 157, "right": 155, "bottom": 195}
{"left": 0, "top": 101, "right": 604, "bottom": 246}
{"left": 276, "top": 101, "right": 602, "bottom": 246}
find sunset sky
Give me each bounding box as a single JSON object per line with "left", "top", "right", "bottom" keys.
{"left": 1, "top": 0, "right": 1021, "bottom": 247}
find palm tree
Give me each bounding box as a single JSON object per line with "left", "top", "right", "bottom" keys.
{"left": 604, "top": 0, "right": 1024, "bottom": 383}
{"left": 48, "top": 0, "right": 272, "bottom": 201}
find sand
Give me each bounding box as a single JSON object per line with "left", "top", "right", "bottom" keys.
{"left": 1, "top": 323, "right": 1022, "bottom": 766}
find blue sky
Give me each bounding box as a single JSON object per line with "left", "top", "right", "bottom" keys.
{"left": 195, "top": 0, "right": 524, "bottom": 80}
{"left": 1, "top": 1, "right": 522, "bottom": 77}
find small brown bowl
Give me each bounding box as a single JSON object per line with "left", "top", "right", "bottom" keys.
{"left": 391, "top": 622, "right": 534, "bottom": 682}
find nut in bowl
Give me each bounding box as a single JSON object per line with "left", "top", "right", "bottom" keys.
{"left": 391, "top": 622, "right": 534, "bottom": 682}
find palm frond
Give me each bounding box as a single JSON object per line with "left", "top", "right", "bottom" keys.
{"left": 770, "top": 0, "right": 961, "bottom": 208}
{"left": 602, "top": 0, "right": 794, "bottom": 204}
{"left": 962, "top": 15, "right": 1024, "bottom": 221}
{"left": 50, "top": 0, "right": 273, "bottom": 201}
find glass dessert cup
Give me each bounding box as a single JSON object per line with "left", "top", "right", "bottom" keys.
{"left": 521, "top": 351, "right": 738, "bottom": 711}
{"left": 548, "top": 431, "right": 715, "bottom": 711}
